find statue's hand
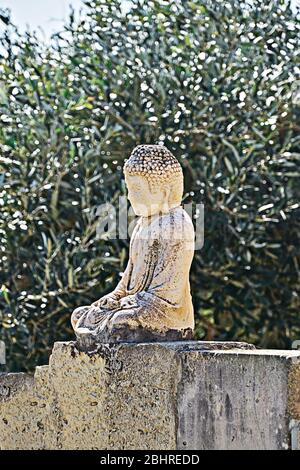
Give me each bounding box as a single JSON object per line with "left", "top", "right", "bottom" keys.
{"left": 92, "top": 294, "right": 120, "bottom": 310}
{"left": 119, "top": 295, "right": 139, "bottom": 309}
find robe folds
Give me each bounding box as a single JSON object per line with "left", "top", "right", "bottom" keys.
{"left": 72, "top": 206, "right": 195, "bottom": 340}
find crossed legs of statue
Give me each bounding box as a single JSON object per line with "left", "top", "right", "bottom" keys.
{"left": 71, "top": 304, "right": 140, "bottom": 342}
{"left": 71, "top": 299, "right": 192, "bottom": 348}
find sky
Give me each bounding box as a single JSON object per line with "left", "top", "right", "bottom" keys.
{"left": 0, "top": 0, "right": 299, "bottom": 39}
{"left": 0, "top": 0, "right": 130, "bottom": 39}
{"left": 0, "top": 0, "right": 84, "bottom": 38}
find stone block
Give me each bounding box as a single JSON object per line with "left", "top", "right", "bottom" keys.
{"left": 0, "top": 341, "right": 300, "bottom": 450}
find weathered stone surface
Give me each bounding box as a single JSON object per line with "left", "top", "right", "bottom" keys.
{"left": 177, "top": 349, "right": 300, "bottom": 450}
{"left": 45, "top": 342, "right": 109, "bottom": 449}
{"left": 0, "top": 341, "right": 300, "bottom": 450}
{"left": 0, "top": 372, "right": 46, "bottom": 449}
{"left": 105, "top": 342, "right": 180, "bottom": 449}
{"left": 288, "top": 360, "right": 300, "bottom": 420}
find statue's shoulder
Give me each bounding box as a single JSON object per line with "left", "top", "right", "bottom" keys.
{"left": 150, "top": 207, "right": 194, "bottom": 241}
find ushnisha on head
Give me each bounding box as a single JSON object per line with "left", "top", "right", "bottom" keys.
{"left": 124, "top": 145, "right": 184, "bottom": 217}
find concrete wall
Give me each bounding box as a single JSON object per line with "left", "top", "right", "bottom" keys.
{"left": 0, "top": 341, "right": 300, "bottom": 450}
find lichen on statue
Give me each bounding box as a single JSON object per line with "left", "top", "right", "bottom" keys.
{"left": 71, "top": 145, "right": 195, "bottom": 346}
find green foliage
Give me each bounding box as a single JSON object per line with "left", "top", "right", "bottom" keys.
{"left": 0, "top": 0, "right": 300, "bottom": 371}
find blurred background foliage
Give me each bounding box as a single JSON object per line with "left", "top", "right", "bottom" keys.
{"left": 0, "top": 0, "right": 299, "bottom": 371}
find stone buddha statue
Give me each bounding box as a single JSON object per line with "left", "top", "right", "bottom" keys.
{"left": 71, "top": 144, "right": 195, "bottom": 346}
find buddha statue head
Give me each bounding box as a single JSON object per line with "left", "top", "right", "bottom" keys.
{"left": 124, "top": 144, "right": 184, "bottom": 217}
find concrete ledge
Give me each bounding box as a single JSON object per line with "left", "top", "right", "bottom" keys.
{"left": 0, "top": 341, "right": 300, "bottom": 450}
